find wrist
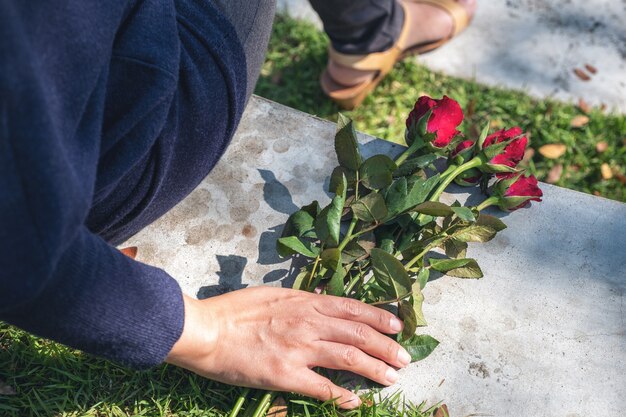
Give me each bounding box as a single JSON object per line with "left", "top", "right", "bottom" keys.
{"left": 165, "top": 293, "right": 218, "bottom": 369}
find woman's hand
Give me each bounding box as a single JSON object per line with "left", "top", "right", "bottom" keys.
{"left": 165, "top": 286, "right": 411, "bottom": 409}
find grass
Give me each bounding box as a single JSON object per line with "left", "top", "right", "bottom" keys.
{"left": 255, "top": 15, "right": 626, "bottom": 203}
{"left": 0, "top": 324, "right": 441, "bottom": 416}
{"left": 1, "top": 12, "right": 625, "bottom": 417}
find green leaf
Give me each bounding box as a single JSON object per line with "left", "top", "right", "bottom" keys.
{"left": 277, "top": 236, "right": 320, "bottom": 258}
{"left": 352, "top": 192, "right": 388, "bottom": 223}
{"left": 374, "top": 225, "right": 396, "bottom": 254}
{"left": 477, "top": 121, "right": 491, "bottom": 149}
{"left": 329, "top": 166, "right": 356, "bottom": 192}
{"left": 451, "top": 206, "right": 476, "bottom": 222}
{"left": 384, "top": 174, "right": 439, "bottom": 219}
{"left": 384, "top": 177, "right": 408, "bottom": 217}
{"left": 292, "top": 266, "right": 311, "bottom": 291}
{"left": 401, "top": 241, "right": 425, "bottom": 261}
{"left": 399, "top": 334, "right": 439, "bottom": 362}
{"left": 476, "top": 213, "right": 507, "bottom": 232}
{"left": 359, "top": 155, "right": 397, "bottom": 190}
{"left": 454, "top": 225, "right": 498, "bottom": 243}
{"left": 405, "top": 174, "right": 440, "bottom": 210}
{"left": 443, "top": 239, "right": 468, "bottom": 259}
{"left": 335, "top": 114, "right": 362, "bottom": 171}
{"left": 394, "top": 154, "right": 438, "bottom": 177}
{"left": 327, "top": 266, "right": 346, "bottom": 296}
{"left": 429, "top": 258, "right": 483, "bottom": 278}
{"left": 398, "top": 300, "right": 417, "bottom": 340}
{"left": 370, "top": 248, "right": 411, "bottom": 298}
{"left": 412, "top": 292, "right": 427, "bottom": 327}
{"left": 314, "top": 197, "right": 344, "bottom": 246}
{"left": 281, "top": 209, "right": 317, "bottom": 239}
{"left": 321, "top": 248, "right": 341, "bottom": 271}
{"left": 415, "top": 267, "right": 430, "bottom": 289}
{"left": 341, "top": 240, "right": 368, "bottom": 263}
{"left": 413, "top": 201, "right": 454, "bottom": 217}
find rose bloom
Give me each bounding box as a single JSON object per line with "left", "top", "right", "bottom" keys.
{"left": 406, "top": 95, "right": 464, "bottom": 149}
{"left": 494, "top": 173, "right": 543, "bottom": 211}
{"left": 481, "top": 127, "right": 527, "bottom": 173}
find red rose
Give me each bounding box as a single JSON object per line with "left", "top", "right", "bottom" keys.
{"left": 493, "top": 173, "right": 543, "bottom": 211}
{"left": 406, "top": 95, "right": 464, "bottom": 149}
{"left": 480, "top": 127, "right": 527, "bottom": 173}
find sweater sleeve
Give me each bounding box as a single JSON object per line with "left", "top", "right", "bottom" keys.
{"left": 0, "top": 0, "right": 184, "bottom": 368}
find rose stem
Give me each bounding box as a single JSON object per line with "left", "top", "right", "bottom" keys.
{"left": 476, "top": 196, "right": 498, "bottom": 211}
{"left": 251, "top": 392, "right": 273, "bottom": 417}
{"left": 229, "top": 388, "right": 250, "bottom": 417}
{"left": 394, "top": 140, "right": 423, "bottom": 165}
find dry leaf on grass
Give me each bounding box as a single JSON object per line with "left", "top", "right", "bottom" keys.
{"left": 433, "top": 404, "right": 449, "bottom": 417}
{"left": 585, "top": 64, "right": 598, "bottom": 74}
{"left": 578, "top": 98, "right": 592, "bottom": 114}
{"left": 615, "top": 173, "right": 626, "bottom": 185}
{"left": 596, "top": 141, "right": 608, "bottom": 153}
{"left": 570, "top": 115, "right": 590, "bottom": 128}
{"left": 266, "top": 397, "right": 288, "bottom": 417}
{"left": 573, "top": 68, "right": 591, "bottom": 81}
{"left": 594, "top": 191, "right": 602, "bottom": 196}
{"left": 601, "top": 163, "right": 613, "bottom": 180}
{"left": 119, "top": 246, "right": 138, "bottom": 259}
{"left": 538, "top": 143, "right": 566, "bottom": 159}
{"left": 547, "top": 164, "right": 563, "bottom": 183}
{"left": 0, "top": 380, "right": 16, "bottom": 396}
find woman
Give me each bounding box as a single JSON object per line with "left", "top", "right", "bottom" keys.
{"left": 0, "top": 0, "right": 473, "bottom": 408}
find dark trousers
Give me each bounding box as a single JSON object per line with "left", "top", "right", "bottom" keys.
{"left": 107, "top": 0, "right": 403, "bottom": 243}
{"left": 213, "top": 0, "right": 404, "bottom": 101}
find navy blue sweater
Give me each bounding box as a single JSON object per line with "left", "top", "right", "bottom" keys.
{"left": 0, "top": 0, "right": 246, "bottom": 368}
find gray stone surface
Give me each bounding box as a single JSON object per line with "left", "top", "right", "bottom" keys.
{"left": 277, "top": 0, "right": 626, "bottom": 112}
{"left": 123, "top": 96, "right": 626, "bottom": 416}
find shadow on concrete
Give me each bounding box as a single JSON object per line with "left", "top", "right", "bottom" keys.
{"left": 258, "top": 169, "right": 299, "bottom": 215}
{"left": 197, "top": 255, "right": 248, "bottom": 299}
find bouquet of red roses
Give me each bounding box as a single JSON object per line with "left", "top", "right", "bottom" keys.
{"left": 231, "top": 95, "right": 542, "bottom": 417}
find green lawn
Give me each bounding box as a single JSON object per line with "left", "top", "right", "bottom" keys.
{"left": 1, "top": 13, "right": 625, "bottom": 417}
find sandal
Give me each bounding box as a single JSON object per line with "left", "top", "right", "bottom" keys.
{"left": 320, "top": 0, "right": 472, "bottom": 110}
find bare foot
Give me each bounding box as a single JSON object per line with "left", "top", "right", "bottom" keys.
{"left": 327, "top": 0, "right": 476, "bottom": 87}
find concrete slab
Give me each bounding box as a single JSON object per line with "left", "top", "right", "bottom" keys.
{"left": 276, "top": 0, "right": 626, "bottom": 112}
{"left": 123, "top": 96, "right": 626, "bottom": 417}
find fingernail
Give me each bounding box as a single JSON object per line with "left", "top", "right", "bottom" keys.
{"left": 390, "top": 317, "right": 403, "bottom": 332}
{"left": 385, "top": 368, "right": 399, "bottom": 384}
{"left": 348, "top": 395, "right": 362, "bottom": 408}
{"left": 397, "top": 348, "right": 411, "bottom": 366}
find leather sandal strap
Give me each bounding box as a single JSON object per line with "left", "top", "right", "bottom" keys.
{"left": 327, "top": 1, "right": 411, "bottom": 72}
{"left": 327, "top": 0, "right": 469, "bottom": 70}
{"left": 409, "top": 0, "right": 470, "bottom": 37}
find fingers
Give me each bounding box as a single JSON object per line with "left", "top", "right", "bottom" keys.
{"left": 311, "top": 341, "right": 400, "bottom": 387}
{"left": 315, "top": 296, "right": 404, "bottom": 335}
{"left": 318, "top": 318, "right": 411, "bottom": 368}
{"left": 294, "top": 369, "right": 362, "bottom": 410}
